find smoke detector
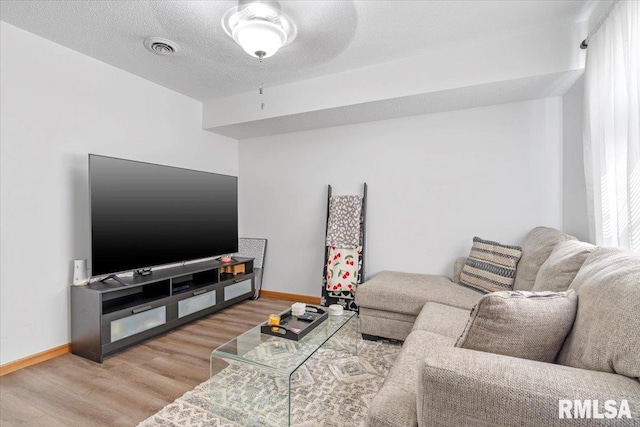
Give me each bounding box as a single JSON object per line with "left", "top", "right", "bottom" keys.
{"left": 143, "top": 37, "right": 180, "bottom": 55}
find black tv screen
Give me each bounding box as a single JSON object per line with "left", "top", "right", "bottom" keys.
{"left": 89, "top": 155, "right": 238, "bottom": 276}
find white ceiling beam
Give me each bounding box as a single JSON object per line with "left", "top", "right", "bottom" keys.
{"left": 202, "top": 22, "right": 586, "bottom": 138}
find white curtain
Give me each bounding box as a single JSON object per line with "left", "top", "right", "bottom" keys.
{"left": 584, "top": 0, "right": 640, "bottom": 251}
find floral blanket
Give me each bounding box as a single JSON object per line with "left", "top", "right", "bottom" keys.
{"left": 326, "top": 246, "right": 361, "bottom": 293}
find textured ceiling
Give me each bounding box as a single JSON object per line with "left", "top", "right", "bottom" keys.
{"left": 0, "top": 0, "right": 595, "bottom": 101}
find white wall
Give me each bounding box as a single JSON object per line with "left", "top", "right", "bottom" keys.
{"left": 239, "top": 99, "right": 563, "bottom": 297}
{"left": 562, "top": 76, "right": 590, "bottom": 242}
{"left": 0, "top": 22, "right": 238, "bottom": 365}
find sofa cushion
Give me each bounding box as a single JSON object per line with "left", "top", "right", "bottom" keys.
{"left": 557, "top": 248, "right": 640, "bottom": 379}
{"left": 366, "top": 385, "right": 416, "bottom": 427}
{"left": 389, "top": 330, "right": 457, "bottom": 391}
{"left": 355, "top": 271, "right": 483, "bottom": 315}
{"left": 459, "top": 237, "right": 522, "bottom": 293}
{"left": 419, "top": 347, "right": 640, "bottom": 427}
{"left": 368, "top": 330, "right": 455, "bottom": 427}
{"left": 513, "top": 227, "right": 576, "bottom": 291}
{"left": 456, "top": 290, "right": 578, "bottom": 363}
{"left": 411, "top": 302, "right": 471, "bottom": 339}
{"left": 360, "top": 307, "right": 417, "bottom": 324}
{"left": 359, "top": 308, "right": 416, "bottom": 341}
{"left": 452, "top": 256, "right": 467, "bottom": 284}
{"left": 531, "top": 240, "right": 596, "bottom": 292}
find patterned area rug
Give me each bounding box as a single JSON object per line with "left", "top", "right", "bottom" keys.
{"left": 137, "top": 328, "right": 401, "bottom": 427}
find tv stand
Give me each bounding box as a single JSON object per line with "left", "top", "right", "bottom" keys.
{"left": 100, "top": 274, "right": 130, "bottom": 286}
{"left": 71, "top": 257, "right": 255, "bottom": 363}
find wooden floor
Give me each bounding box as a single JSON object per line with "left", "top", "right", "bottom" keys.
{"left": 0, "top": 297, "right": 291, "bottom": 427}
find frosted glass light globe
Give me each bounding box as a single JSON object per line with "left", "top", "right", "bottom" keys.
{"left": 232, "top": 20, "right": 287, "bottom": 59}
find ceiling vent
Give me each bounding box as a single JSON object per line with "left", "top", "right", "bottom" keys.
{"left": 144, "top": 37, "right": 180, "bottom": 55}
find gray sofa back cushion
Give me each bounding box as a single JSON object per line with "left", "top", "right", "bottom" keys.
{"left": 531, "top": 240, "right": 596, "bottom": 292}
{"left": 456, "top": 290, "right": 577, "bottom": 363}
{"left": 513, "top": 227, "right": 576, "bottom": 291}
{"left": 557, "top": 248, "right": 640, "bottom": 379}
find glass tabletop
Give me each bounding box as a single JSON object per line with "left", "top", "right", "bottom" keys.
{"left": 212, "top": 310, "right": 356, "bottom": 376}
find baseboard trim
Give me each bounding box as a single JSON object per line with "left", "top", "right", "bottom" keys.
{"left": 0, "top": 293, "right": 319, "bottom": 375}
{"left": 260, "top": 290, "right": 321, "bottom": 305}
{"left": 0, "top": 343, "right": 71, "bottom": 376}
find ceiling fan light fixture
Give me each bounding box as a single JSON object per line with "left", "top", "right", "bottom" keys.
{"left": 222, "top": 1, "right": 296, "bottom": 59}
{"left": 232, "top": 20, "right": 286, "bottom": 59}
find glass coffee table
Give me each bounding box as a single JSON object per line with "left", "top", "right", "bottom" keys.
{"left": 210, "top": 310, "right": 357, "bottom": 427}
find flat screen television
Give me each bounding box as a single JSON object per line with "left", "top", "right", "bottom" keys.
{"left": 89, "top": 154, "right": 238, "bottom": 277}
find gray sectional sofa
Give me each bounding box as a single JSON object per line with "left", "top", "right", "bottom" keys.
{"left": 355, "top": 227, "right": 640, "bottom": 427}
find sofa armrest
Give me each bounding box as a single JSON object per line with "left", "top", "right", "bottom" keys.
{"left": 418, "top": 347, "right": 640, "bottom": 427}
{"left": 452, "top": 257, "right": 467, "bottom": 284}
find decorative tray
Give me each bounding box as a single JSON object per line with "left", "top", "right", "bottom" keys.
{"left": 260, "top": 305, "right": 329, "bottom": 341}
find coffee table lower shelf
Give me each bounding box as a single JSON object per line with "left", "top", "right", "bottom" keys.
{"left": 209, "top": 311, "right": 357, "bottom": 427}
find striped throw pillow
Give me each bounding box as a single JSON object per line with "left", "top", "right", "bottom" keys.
{"left": 460, "top": 237, "right": 523, "bottom": 293}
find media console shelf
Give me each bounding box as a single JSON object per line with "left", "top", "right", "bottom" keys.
{"left": 71, "top": 257, "right": 255, "bottom": 363}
